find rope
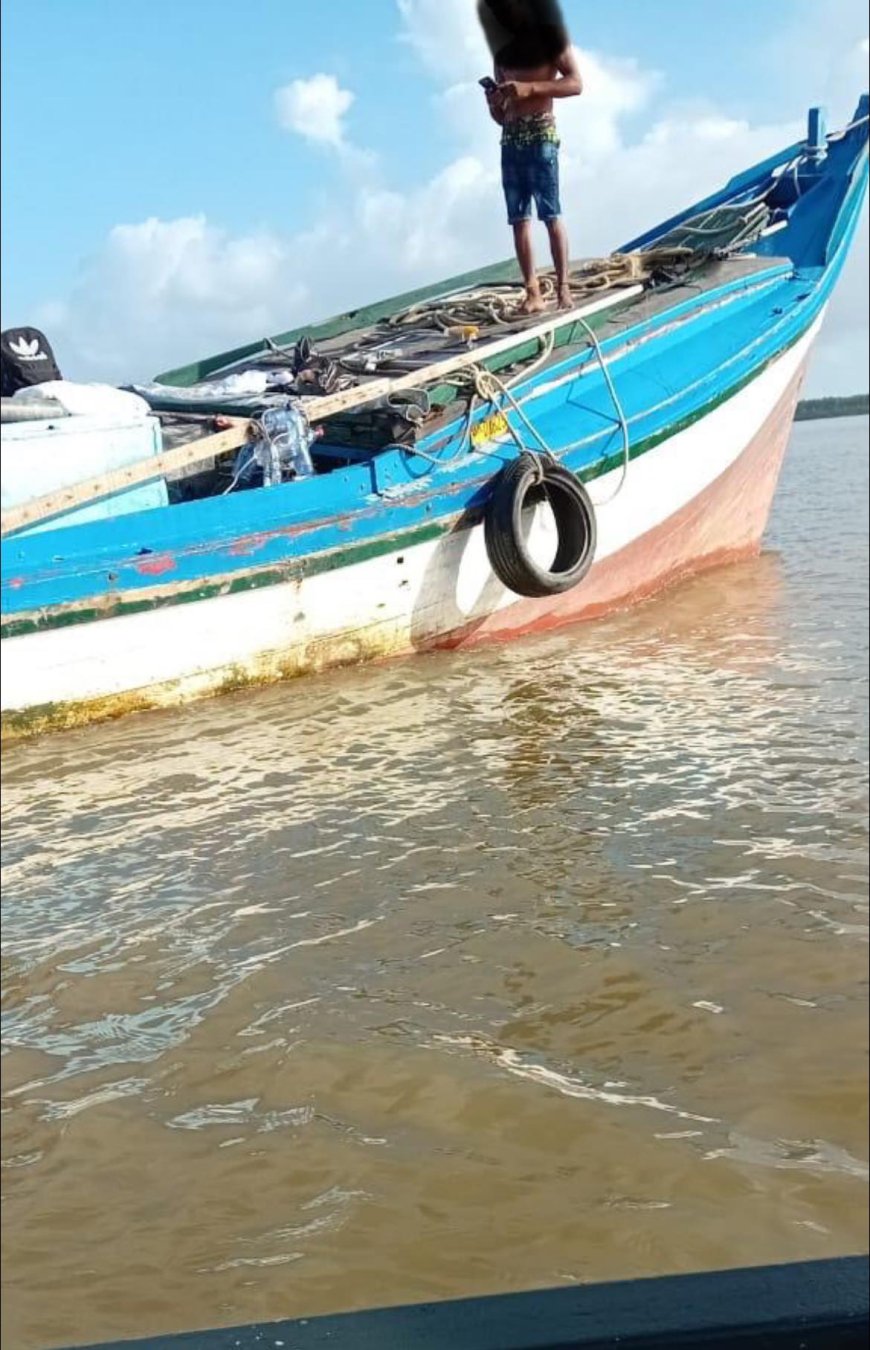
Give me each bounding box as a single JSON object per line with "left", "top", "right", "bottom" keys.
{"left": 461, "top": 319, "right": 630, "bottom": 503}
{"left": 379, "top": 329, "right": 558, "bottom": 473}
{"left": 571, "top": 318, "right": 631, "bottom": 506}
{"left": 827, "top": 112, "right": 870, "bottom": 142}
{"left": 468, "top": 366, "right": 554, "bottom": 472}
{"left": 388, "top": 317, "right": 631, "bottom": 507}
{"left": 384, "top": 251, "right": 692, "bottom": 336}
{"left": 649, "top": 200, "right": 771, "bottom": 258}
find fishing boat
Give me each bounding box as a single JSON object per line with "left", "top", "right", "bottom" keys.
{"left": 2, "top": 98, "right": 867, "bottom": 741}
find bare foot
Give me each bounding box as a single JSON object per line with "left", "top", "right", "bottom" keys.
{"left": 557, "top": 287, "right": 574, "bottom": 311}
{"left": 520, "top": 290, "right": 546, "bottom": 315}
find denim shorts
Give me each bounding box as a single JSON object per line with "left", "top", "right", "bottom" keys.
{"left": 501, "top": 139, "right": 562, "bottom": 225}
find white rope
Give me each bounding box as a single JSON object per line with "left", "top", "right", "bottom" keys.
{"left": 471, "top": 366, "right": 554, "bottom": 471}
{"left": 386, "top": 321, "right": 631, "bottom": 508}
{"left": 380, "top": 329, "right": 558, "bottom": 473}
{"left": 826, "top": 112, "right": 870, "bottom": 142}
{"left": 571, "top": 318, "right": 631, "bottom": 506}
{"left": 471, "top": 320, "right": 631, "bottom": 504}
{"left": 503, "top": 327, "right": 556, "bottom": 389}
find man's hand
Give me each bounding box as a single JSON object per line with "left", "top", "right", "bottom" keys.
{"left": 498, "top": 80, "right": 536, "bottom": 102}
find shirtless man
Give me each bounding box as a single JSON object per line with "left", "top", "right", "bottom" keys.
{"left": 478, "top": 0, "right": 582, "bottom": 312}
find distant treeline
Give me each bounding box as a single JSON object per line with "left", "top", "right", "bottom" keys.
{"left": 795, "top": 393, "right": 869, "bottom": 420}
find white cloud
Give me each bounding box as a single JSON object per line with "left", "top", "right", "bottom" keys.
{"left": 825, "top": 37, "right": 870, "bottom": 120}
{"left": 28, "top": 0, "right": 869, "bottom": 392}
{"left": 36, "top": 217, "right": 308, "bottom": 383}
{"left": 274, "top": 73, "right": 354, "bottom": 148}
{"left": 437, "top": 45, "right": 661, "bottom": 164}
{"left": 360, "top": 155, "right": 499, "bottom": 274}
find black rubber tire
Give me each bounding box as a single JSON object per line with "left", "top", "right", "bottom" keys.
{"left": 484, "top": 453, "right": 597, "bottom": 598}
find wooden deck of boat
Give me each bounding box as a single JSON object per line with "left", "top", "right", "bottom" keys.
{"left": 145, "top": 253, "right": 787, "bottom": 434}
{"left": 303, "top": 253, "right": 789, "bottom": 434}
{"left": 312, "top": 254, "right": 781, "bottom": 364}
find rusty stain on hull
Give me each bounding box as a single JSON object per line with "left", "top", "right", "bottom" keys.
{"left": 1, "top": 625, "right": 410, "bottom": 743}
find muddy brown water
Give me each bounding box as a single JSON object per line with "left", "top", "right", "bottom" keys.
{"left": 1, "top": 417, "right": 868, "bottom": 1349}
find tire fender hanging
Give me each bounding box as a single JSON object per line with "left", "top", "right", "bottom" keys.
{"left": 483, "top": 452, "right": 597, "bottom": 598}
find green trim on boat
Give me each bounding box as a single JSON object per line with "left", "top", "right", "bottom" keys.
{"left": 0, "top": 521, "right": 452, "bottom": 640}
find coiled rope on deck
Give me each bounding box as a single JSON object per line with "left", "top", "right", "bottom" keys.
{"left": 384, "top": 249, "right": 694, "bottom": 334}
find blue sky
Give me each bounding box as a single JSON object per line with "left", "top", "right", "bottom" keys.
{"left": 2, "top": 0, "right": 868, "bottom": 393}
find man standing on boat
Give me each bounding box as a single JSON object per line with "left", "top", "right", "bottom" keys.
{"left": 478, "top": 0, "right": 582, "bottom": 313}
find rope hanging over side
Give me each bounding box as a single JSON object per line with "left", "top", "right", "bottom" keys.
{"left": 572, "top": 317, "right": 631, "bottom": 507}
{"left": 387, "top": 317, "right": 631, "bottom": 507}
{"left": 460, "top": 319, "right": 631, "bottom": 504}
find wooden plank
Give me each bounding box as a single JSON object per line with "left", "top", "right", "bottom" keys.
{"left": 298, "top": 285, "right": 644, "bottom": 422}
{"left": 1, "top": 419, "right": 253, "bottom": 538}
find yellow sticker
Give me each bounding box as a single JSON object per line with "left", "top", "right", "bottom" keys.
{"left": 471, "top": 411, "right": 509, "bottom": 447}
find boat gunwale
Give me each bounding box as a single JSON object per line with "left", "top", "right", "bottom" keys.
{"left": 2, "top": 258, "right": 795, "bottom": 578}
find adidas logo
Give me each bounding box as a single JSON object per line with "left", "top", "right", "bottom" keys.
{"left": 8, "top": 336, "right": 47, "bottom": 361}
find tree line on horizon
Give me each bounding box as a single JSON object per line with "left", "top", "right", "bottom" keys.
{"left": 794, "top": 393, "right": 869, "bottom": 421}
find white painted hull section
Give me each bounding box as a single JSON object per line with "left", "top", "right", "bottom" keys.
{"left": 0, "top": 318, "right": 821, "bottom": 730}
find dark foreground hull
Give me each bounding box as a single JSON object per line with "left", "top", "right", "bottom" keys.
{"left": 68, "top": 1256, "right": 869, "bottom": 1350}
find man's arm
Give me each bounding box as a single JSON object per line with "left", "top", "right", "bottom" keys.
{"left": 502, "top": 47, "right": 583, "bottom": 101}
